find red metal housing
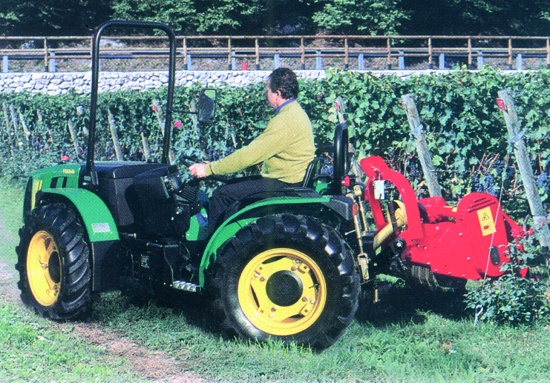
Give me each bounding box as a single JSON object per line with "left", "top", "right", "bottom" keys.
{"left": 360, "top": 156, "right": 524, "bottom": 281}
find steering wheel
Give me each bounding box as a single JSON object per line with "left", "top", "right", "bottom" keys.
{"left": 179, "top": 154, "right": 229, "bottom": 183}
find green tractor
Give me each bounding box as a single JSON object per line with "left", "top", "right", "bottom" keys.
{"left": 16, "top": 20, "right": 528, "bottom": 351}
{"left": 16, "top": 20, "right": 363, "bottom": 350}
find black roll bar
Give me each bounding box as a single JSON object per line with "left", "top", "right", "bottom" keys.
{"left": 85, "top": 20, "right": 177, "bottom": 186}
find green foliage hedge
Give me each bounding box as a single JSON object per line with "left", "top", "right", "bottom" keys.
{"left": 465, "top": 229, "right": 550, "bottom": 325}
{"left": 2, "top": 68, "right": 550, "bottom": 219}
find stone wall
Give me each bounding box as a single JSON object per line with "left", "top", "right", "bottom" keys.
{"left": 0, "top": 70, "right": 330, "bottom": 95}
{"left": 0, "top": 69, "right": 452, "bottom": 95}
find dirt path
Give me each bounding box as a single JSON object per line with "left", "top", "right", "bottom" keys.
{"left": 0, "top": 212, "right": 206, "bottom": 383}
{"left": 0, "top": 210, "right": 19, "bottom": 302}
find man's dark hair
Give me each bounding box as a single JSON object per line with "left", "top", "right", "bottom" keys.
{"left": 268, "top": 67, "right": 299, "bottom": 100}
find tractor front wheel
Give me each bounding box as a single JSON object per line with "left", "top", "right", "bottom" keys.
{"left": 212, "top": 214, "right": 360, "bottom": 350}
{"left": 16, "top": 203, "right": 92, "bottom": 320}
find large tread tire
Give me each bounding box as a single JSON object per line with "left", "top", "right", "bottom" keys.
{"left": 211, "top": 214, "right": 360, "bottom": 350}
{"left": 15, "top": 202, "right": 92, "bottom": 320}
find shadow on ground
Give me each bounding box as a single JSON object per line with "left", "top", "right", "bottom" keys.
{"left": 355, "top": 283, "right": 470, "bottom": 327}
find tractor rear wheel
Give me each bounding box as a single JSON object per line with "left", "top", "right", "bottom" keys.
{"left": 16, "top": 203, "right": 92, "bottom": 320}
{"left": 212, "top": 214, "right": 360, "bottom": 350}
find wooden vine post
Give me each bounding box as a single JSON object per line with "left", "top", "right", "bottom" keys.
{"left": 401, "top": 94, "right": 442, "bottom": 197}
{"left": 67, "top": 119, "right": 81, "bottom": 159}
{"left": 18, "top": 110, "right": 30, "bottom": 139}
{"left": 497, "top": 89, "right": 550, "bottom": 246}
{"left": 140, "top": 130, "right": 151, "bottom": 161}
{"left": 2, "top": 103, "right": 14, "bottom": 156}
{"left": 107, "top": 108, "right": 124, "bottom": 161}
{"left": 8, "top": 104, "right": 20, "bottom": 143}
{"left": 152, "top": 99, "right": 175, "bottom": 163}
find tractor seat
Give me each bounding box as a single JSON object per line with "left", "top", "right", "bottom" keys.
{"left": 301, "top": 156, "right": 325, "bottom": 188}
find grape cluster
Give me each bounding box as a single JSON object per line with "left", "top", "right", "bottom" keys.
{"left": 469, "top": 159, "right": 518, "bottom": 198}
{"left": 320, "top": 158, "right": 334, "bottom": 177}
{"left": 493, "top": 159, "right": 516, "bottom": 182}
{"left": 545, "top": 156, "right": 550, "bottom": 173}
{"left": 536, "top": 172, "right": 550, "bottom": 192}
{"left": 470, "top": 173, "right": 498, "bottom": 197}
{"left": 406, "top": 161, "right": 424, "bottom": 183}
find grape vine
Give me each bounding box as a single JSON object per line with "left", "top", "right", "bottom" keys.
{"left": 2, "top": 67, "right": 550, "bottom": 220}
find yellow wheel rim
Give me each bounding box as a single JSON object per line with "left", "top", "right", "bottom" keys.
{"left": 237, "top": 248, "right": 327, "bottom": 336}
{"left": 27, "top": 231, "right": 62, "bottom": 307}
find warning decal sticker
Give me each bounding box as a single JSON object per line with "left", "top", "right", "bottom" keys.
{"left": 477, "top": 207, "right": 496, "bottom": 236}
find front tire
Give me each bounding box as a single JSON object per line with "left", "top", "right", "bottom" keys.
{"left": 16, "top": 203, "right": 92, "bottom": 320}
{"left": 212, "top": 214, "right": 360, "bottom": 350}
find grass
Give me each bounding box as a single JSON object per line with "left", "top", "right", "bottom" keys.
{"left": 2, "top": 180, "right": 550, "bottom": 382}
{"left": 0, "top": 182, "right": 143, "bottom": 383}
{"left": 0, "top": 302, "right": 145, "bottom": 383}
{"left": 0, "top": 181, "right": 23, "bottom": 255}
{"left": 93, "top": 292, "right": 550, "bottom": 383}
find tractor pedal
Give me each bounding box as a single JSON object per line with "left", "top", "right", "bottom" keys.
{"left": 172, "top": 281, "right": 201, "bottom": 292}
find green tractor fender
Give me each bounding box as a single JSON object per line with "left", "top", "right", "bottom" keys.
{"left": 37, "top": 188, "right": 119, "bottom": 242}
{"left": 35, "top": 188, "right": 121, "bottom": 291}
{"left": 198, "top": 194, "right": 354, "bottom": 286}
{"left": 24, "top": 164, "right": 118, "bottom": 243}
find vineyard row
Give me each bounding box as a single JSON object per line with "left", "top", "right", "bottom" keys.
{"left": 2, "top": 67, "right": 550, "bottom": 221}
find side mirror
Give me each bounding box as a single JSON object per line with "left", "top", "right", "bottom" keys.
{"left": 197, "top": 89, "right": 216, "bottom": 123}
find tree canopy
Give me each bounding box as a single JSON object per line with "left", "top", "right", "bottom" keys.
{"left": 1, "top": 0, "right": 549, "bottom": 36}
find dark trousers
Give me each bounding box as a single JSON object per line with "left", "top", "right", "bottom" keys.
{"left": 208, "top": 176, "right": 298, "bottom": 236}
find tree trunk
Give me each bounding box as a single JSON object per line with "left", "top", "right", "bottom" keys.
{"left": 401, "top": 94, "right": 442, "bottom": 197}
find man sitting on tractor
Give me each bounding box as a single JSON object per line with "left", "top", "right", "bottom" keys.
{"left": 188, "top": 67, "right": 316, "bottom": 236}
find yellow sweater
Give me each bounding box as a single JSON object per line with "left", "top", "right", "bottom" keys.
{"left": 206, "top": 101, "right": 315, "bottom": 184}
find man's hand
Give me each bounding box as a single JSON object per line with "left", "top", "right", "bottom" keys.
{"left": 188, "top": 163, "right": 208, "bottom": 178}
